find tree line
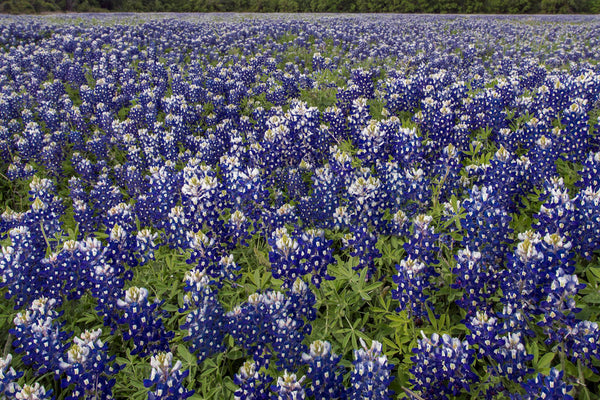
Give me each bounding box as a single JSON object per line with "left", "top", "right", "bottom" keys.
{"left": 1, "top": 0, "right": 599, "bottom": 17}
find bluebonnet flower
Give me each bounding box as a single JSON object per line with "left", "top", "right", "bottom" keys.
{"left": 466, "top": 309, "right": 503, "bottom": 359}
{"left": 452, "top": 247, "right": 500, "bottom": 315}
{"left": 378, "top": 162, "right": 407, "bottom": 218}
{"left": 142, "top": 163, "right": 181, "bottom": 228}
{"left": 180, "top": 269, "right": 226, "bottom": 363}
{"left": 212, "top": 254, "right": 241, "bottom": 285}
{"left": 226, "top": 209, "right": 252, "bottom": 248}
{"left": 348, "top": 339, "right": 394, "bottom": 400}
{"left": 272, "top": 371, "right": 306, "bottom": 400}
{"left": 58, "top": 329, "right": 122, "bottom": 400}
{"left": 17, "top": 122, "right": 44, "bottom": 161}
{"left": 268, "top": 227, "right": 302, "bottom": 286}
{"left": 460, "top": 185, "right": 513, "bottom": 264}
{"left": 116, "top": 286, "right": 173, "bottom": 357}
{"left": 266, "top": 84, "right": 287, "bottom": 106}
{"left": 328, "top": 147, "right": 355, "bottom": 191}
{"left": 496, "top": 304, "right": 535, "bottom": 339}
{"left": 225, "top": 166, "right": 269, "bottom": 223}
{"left": 348, "top": 98, "right": 371, "bottom": 141}
{"left": 347, "top": 170, "right": 386, "bottom": 229}
{"left": 562, "top": 320, "right": 600, "bottom": 372}
{"left": 528, "top": 135, "right": 558, "bottom": 186}
{"left": 382, "top": 76, "right": 421, "bottom": 114}
{"left": 282, "top": 168, "right": 309, "bottom": 202}
{"left": 533, "top": 177, "right": 576, "bottom": 237}
{"left": 85, "top": 130, "right": 109, "bottom": 161}
{"left": 323, "top": 106, "right": 349, "bottom": 142}
{"left": 297, "top": 229, "right": 335, "bottom": 288}
{"left": 351, "top": 67, "right": 378, "bottom": 99}
{"left": 143, "top": 352, "right": 194, "bottom": 400}
{"left": 6, "top": 157, "right": 36, "bottom": 181}
{"left": 298, "top": 166, "right": 340, "bottom": 228}
{"left": 226, "top": 280, "right": 315, "bottom": 370}
{"left": 281, "top": 72, "right": 300, "bottom": 99}
{"left": 480, "top": 145, "right": 522, "bottom": 211}
{"left": 263, "top": 203, "right": 297, "bottom": 232}
{"left": 410, "top": 332, "right": 477, "bottom": 399}
{"left": 493, "top": 333, "right": 533, "bottom": 384}
{"left": 68, "top": 176, "right": 88, "bottom": 203}
{"left": 392, "top": 257, "right": 430, "bottom": 318}
{"left": 0, "top": 354, "right": 24, "bottom": 397}
{"left": 0, "top": 226, "right": 50, "bottom": 309}
{"left": 336, "top": 84, "right": 363, "bottom": 115}
{"left": 136, "top": 229, "right": 160, "bottom": 266}
{"left": 233, "top": 360, "right": 273, "bottom": 400}
{"left": 572, "top": 186, "right": 600, "bottom": 259}
{"left": 39, "top": 138, "right": 64, "bottom": 178}
{"left": 559, "top": 98, "right": 590, "bottom": 163}
{"left": 539, "top": 232, "right": 575, "bottom": 277}
{"left": 539, "top": 268, "right": 585, "bottom": 346}
{"left": 342, "top": 225, "right": 382, "bottom": 280}
{"left": 404, "top": 214, "right": 439, "bottom": 266}
{"left": 7, "top": 382, "right": 54, "bottom": 400}
{"left": 401, "top": 166, "right": 432, "bottom": 212}
{"left": 41, "top": 240, "right": 88, "bottom": 301}
{"left": 301, "top": 340, "right": 346, "bottom": 399}
{"left": 513, "top": 368, "right": 573, "bottom": 400}
{"left": 185, "top": 230, "right": 223, "bottom": 280}
{"left": 87, "top": 236, "right": 131, "bottom": 332}
{"left": 90, "top": 174, "right": 124, "bottom": 217}
{"left": 500, "top": 231, "right": 547, "bottom": 312}
{"left": 163, "top": 206, "right": 189, "bottom": 250}
{"left": 181, "top": 165, "right": 225, "bottom": 235}
{"left": 272, "top": 314, "right": 307, "bottom": 372}
{"left": 226, "top": 291, "right": 283, "bottom": 369}
{"left": 431, "top": 143, "right": 463, "bottom": 203}
{"left": 577, "top": 152, "right": 600, "bottom": 191}
{"left": 104, "top": 210, "right": 139, "bottom": 270}
{"left": 72, "top": 199, "right": 96, "bottom": 237}
{"left": 311, "top": 52, "right": 325, "bottom": 71}
{"left": 11, "top": 297, "right": 70, "bottom": 376}
{"left": 27, "top": 176, "right": 65, "bottom": 241}
{"left": 116, "top": 162, "right": 148, "bottom": 198}
{"left": 420, "top": 98, "right": 457, "bottom": 154}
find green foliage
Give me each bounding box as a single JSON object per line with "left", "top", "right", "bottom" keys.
{"left": 1, "top": 0, "right": 598, "bottom": 14}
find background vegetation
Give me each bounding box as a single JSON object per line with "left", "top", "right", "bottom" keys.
{"left": 1, "top": 0, "right": 600, "bottom": 15}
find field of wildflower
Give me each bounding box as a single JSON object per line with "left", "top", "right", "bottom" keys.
{"left": 0, "top": 13, "right": 600, "bottom": 400}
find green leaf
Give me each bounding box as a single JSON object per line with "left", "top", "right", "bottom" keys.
{"left": 116, "top": 357, "right": 130, "bottom": 366}
{"left": 588, "top": 267, "right": 600, "bottom": 280}
{"left": 130, "top": 380, "right": 148, "bottom": 390}
{"left": 426, "top": 305, "right": 438, "bottom": 330}
{"left": 381, "top": 337, "right": 400, "bottom": 351}
{"left": 223, "top": 376, "right": 238, "bottom": 393}
{"left": 177, "top": 344, "right": 196, "bottom": 366}
{"left": 535, "top": 352, "right": 555, "bottom": 373}
{"left": 527, "top": 341, "right": 539, "bottom": 365}
{"left": 162, "top": 303, "right": 179, "bottom": 312}
{"left": 582, "top": 292, "right": 600, "bottom": 304}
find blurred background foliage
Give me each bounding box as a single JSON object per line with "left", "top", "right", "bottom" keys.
{"left": 1, "top": 0, "right": 600, "bottom": 15}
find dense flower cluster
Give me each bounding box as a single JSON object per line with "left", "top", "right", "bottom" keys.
{"left": 10, "top": 297, "right": 69, "bottom": 376}
{"left": 58, "top": 329, "right": 122, "bottom": 400}
{"left": 226, "top": 279, "right": 315, "bottom": 371}
{"left": 411, "top": 332, "right": 478, "bottom": 399}
{"left": 116, "top": 286, "right": 173, "bottom": 356}
{"left": 348, "top": 339, "right": 394, "bottom": 400}
{"left": 301, "top": 340, "right": 346, "bottom": 399}
{"left": 143, "top": 352, "right": 194, "bottom": 400}
{"left": 1, "top": 13, "right": 600, "bottom": 400}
